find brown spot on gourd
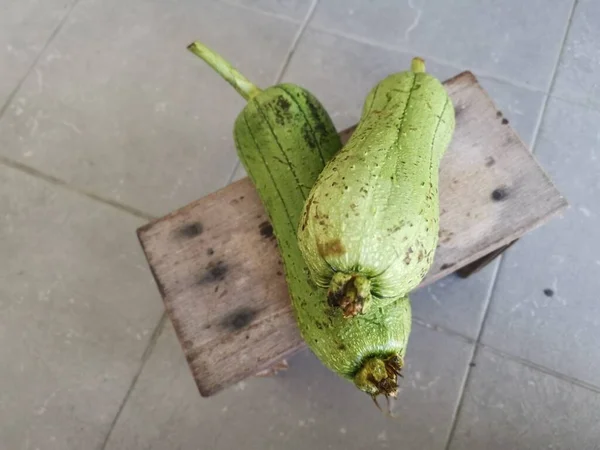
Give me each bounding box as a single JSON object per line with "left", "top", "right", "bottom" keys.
{"left": 302, "top": 122, "right": 318, "bottom": 149}
{"left": 303, "top": 91, "right": 329, "bottom": 137}
{"left": 404, "top": 247, "right": 414, "bottom": 265}
{"left": 276, "top": 95, "right": 291, "bottom": 112}
{"left": 317, "top": 239, "right": 346, "bottom": 258}
{"left": 301, "top": 197, "right": 314, "bottom": 231}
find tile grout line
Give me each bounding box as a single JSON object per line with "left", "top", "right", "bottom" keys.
{"left": 480, "top": 343, "right": 600, "bottom": 396}
{"left": 306, "top": 23, "right": 548, "bottom": 95}
{"left": 0, "top": 0, "right": 81, "bottom": 121}
{"left": 413, "top": 313, "right": 600, "bottom": 397}
{"left": 273, "top": 0, "right": 320, "bottom": 85}
{"left": 412, "top": 316, "right": 475, "bottom": 346}
{"left": 0, "top": 0, "right": 158, "bottom": 224}
{"left": 529, "top": 0, "right": 579, "bottom": 151}
{"left": 442, "top": 3, "right": 579, "bottom": 448}
{"left": 99, "top": 313, "right": 168, "bottom": 450}
{"left": 219, "top": 0, "right": 302, "bottom": 26}
{"left": 0, "top": 155, "right": 155, "bottom": 221}
{"left": 226, "top": 0, "right": 320, "bottom": 184}
{"left": 442, "top": 258, "right": 503, "bottom": 450}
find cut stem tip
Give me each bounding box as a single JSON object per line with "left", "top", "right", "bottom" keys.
{"left": 187, "top": 41, "right": 262, "bottom": 101}
{"left": 411, "top": 57, "right": 426, "bottom": 73}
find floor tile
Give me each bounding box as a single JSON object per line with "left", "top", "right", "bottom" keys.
{"left": 553, "top": 0, "right": 600, "bottom": 108}
{"left": 286, "top": 29, "right": 545, "bottom": 146}
{"left": 0, "top": 165, "right": 164, "bottom": 449}
{"left": 449, "top": 349, "right": 600, "bottom": 450}
{"left": 0, "top": 0, "right": 298, "bottom": 217}
{"left": 0, "top": 0, "right": 74, "bottom": 107}
{"left": 482, "top": 97, "right": 600, "bottom": 386}
{"left": 105, "top": 322, "right": 471, "bottom": 450}
{"left": 221, "top": 0, "right": 311, "bottom": 20}
{"left": 310, "top": 0, "right": 573, "bottom": 89}
{"left": 411, "top": 262, "right": 497, "bottom": 340}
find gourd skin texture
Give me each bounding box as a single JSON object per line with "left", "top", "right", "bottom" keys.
{"left": 189, "top": 41, "right": 412, "bottom": 396}
{"left": 297, "top": 61, "right": 455, "bottom": 316}
{"left": 235, "top": 86, "right": 411, "bottom": 390}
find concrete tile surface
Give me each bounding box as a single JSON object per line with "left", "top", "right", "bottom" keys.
{"left": 0, "top": 0, "right": 298, "bottom": 217}
{"left": 411, "top": 263, "right": 498, "bottom": 340}
{"left": 482, "top": 97, "right": 600, "bottom": 386}
{"left": 311, "top": 0, "right": 574, "bottom": 89}
{"left": 553, "top": 0, "right": 600, "bottom": 108}
{"left": 286, "top": 29, "right": 545, "bottom": 145}
{"left": 222, "top": 0, "right": 312, "bottom": 20}
{"left": 105, "top": 322, "right": 471, "bottom": 450}
{"left": 0, "top": 0, "right": 73, "bottom": 107}
{"left": 0, "top": 166, "right": 164, "bottom": 449}
{"left": 448, "top": 349, "right": 600, "bottom": 450}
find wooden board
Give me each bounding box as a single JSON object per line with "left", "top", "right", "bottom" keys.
{"left": 137, "top": 71, "right": 567, "bottom": 397}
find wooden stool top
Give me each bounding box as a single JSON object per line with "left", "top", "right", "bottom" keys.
{"left": 137, "top": 71, "right": 567, "bottom": 397}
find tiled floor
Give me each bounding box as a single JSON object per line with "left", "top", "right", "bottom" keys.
{"left": 2, "top": 0, "right": 599, "bottom": 449}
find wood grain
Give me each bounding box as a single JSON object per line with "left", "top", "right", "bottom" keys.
{"left": 137, "top": 71, "right": 567, "bottom": 397}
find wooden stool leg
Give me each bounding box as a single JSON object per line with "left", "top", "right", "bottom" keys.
{"left": 456, "top": 239, "right": 518, "bottom": 278}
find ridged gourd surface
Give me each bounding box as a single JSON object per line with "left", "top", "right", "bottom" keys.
{"left": 298, "top": 69, "right": 455, "bottom": 301}
{"left": 234, "top": 84, "right": 411, "bottom": 380}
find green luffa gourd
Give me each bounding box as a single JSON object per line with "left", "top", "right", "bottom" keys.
{"left": 188, "top": 42, "right": 412, "bottom": 397}
{"left": 297, "top": 58, "right": 455, "bottom": 317}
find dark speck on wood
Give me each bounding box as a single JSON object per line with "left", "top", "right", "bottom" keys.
{"left": 440, "top": 262, "right": 455, "bottom": 270}
{"left": 220, "top": 307, "right": 259, "bottom": 331}
{"left": 491, "top": 187, "right": 508, "bottom": 201}
{"left": 501, "top": 117, "right": 509, "bottom": 125}
{"left": 485, "top": 156, "right": 495, "bottom": 167}
{"left": 496, "top": 111, "right": 503, "bottom": 118}
{"left": 543, "top": 288, "right": 554, "bottom": 297}
{"left": 259, "top": 221, "right": 274, "bottom": 239}
{"left": 207, "top": 248, "right": 214, "bottom": 256}
{"left": 198, "top": 260, "right": 228, "bottom": 284}
{"left": 177, "top": 222, "right": 203, "bottom": 239}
